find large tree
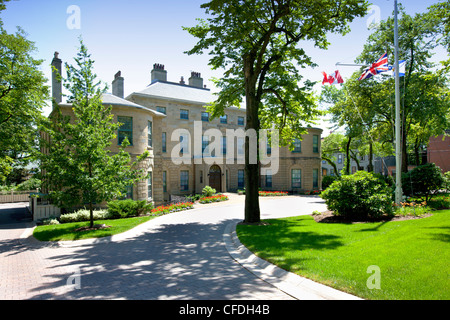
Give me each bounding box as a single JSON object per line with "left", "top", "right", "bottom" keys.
{"left": 40, "top": 41, "right": 149, "bottom": 228}
{"left": 356, "top": 5, "right": 449, "bottom": 172}
{"left": 0, "top": 3, "right": 48, "bottom": 181}
{"left": 184, "top": 0, "right": 369, "bottom": 223}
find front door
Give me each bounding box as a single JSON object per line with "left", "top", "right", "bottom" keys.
{"left": 209, "top": 165, "right": 222, "bottom": 192}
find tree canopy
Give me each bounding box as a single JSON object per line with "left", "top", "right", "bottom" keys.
{"left": 0, "top": 3, "right": 48, "bottom": 181}
{"left": 184, "top": 0, "right": 369, "bottom": 223}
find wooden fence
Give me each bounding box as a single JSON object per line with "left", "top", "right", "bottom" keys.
{"left": 0, "top": 190, "right": 37, "bottom": 203}
{"left": 29, "top": 196, "right": 61, "bottom": 221}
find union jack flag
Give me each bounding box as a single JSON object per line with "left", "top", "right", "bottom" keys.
{"left": 358, "top": 53, "right": 389, "bottom": 81}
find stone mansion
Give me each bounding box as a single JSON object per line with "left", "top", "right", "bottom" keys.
{"left": 50, "top": 52, "right": 322, "bottom": 205}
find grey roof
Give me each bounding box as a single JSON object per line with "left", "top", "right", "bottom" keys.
{"left": 59, "top": 93, "right": 166, "bottom": 117}
{"left": 129, "top": 80, "right": 216, "bottom": 105}
{"left": 101, "top": 93, "right": 166, "bottom": 117}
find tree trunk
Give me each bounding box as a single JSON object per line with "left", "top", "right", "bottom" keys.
{"left": 368, "top": 142, "right": 374, "bottom": 172}
{"left": 243, "top": 57, "right": 261, "bottom": 224}
{"left": 89, "top": 201, "right": 94, "bottom": 228}
{"left": 402, "top": 120, "right": 408, "bottom": 173}
{"left": 344, "top": 136, "right": 352, "bottom": 175}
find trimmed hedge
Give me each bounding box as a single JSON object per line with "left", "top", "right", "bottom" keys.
{"left": 107, "top": 199, "right": 153, "bottom": 218}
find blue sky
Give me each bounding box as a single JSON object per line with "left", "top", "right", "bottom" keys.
{"left": 1, "top": 0, "right": 445, "bottom": 134}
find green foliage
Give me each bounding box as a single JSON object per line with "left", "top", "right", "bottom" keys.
{"left": 202, "top": 185, "right": 216, "bottom": 197}
{"left": 107, "top": 199, "right": 153, "bottom": 219}
{"left": 402, "top": 163, "right": 446, "bottom": 202}
{"left": 320, "top": 171, "right": 393, "bottom": 219}
{"left": 321, "top": 175, "right": 338, "bottom": 190}
{"left": 444, "top": 172, "right": 450, "bottom": 191}
{"left": 0, "top": 24, "right": 48, "bottom": 181}
{"left": 15, "top": 177, "right": 41, "bottom": 191}
{"left": 59, "top": 209, "right": 110, "bottom": 223}
{"left": 186, "top": 194, "right": 202, "bottom": 202}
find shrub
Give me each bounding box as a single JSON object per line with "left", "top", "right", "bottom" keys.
{"left": 402, "top": 163, "right": 445, "bottom": 202}
{"left": 202, "top": 185, "right": 216, "bottom": 197}
{"left": 107, "top": 199, "right": 153, "bottom": 218}
{"left": 16, "top": 177, "right": 41, "bottom": 191}
{"left": 59, "top": 209, "right": 110, "bottom": 223}
{"left": 444, "top": 172, "right": 450, "bottom": 191}
{"left": 320, "top": 171, "right": 393, "bottom": 220}
{"left": 322, "top": 175, "right": 338, "bottom": 190}
{"left": 186, "top": 194, "right": 202, "bottom": 202}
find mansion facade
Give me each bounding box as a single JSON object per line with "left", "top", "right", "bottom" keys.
{"left": 50, "top": 52, "right": 322, "bottom": 205}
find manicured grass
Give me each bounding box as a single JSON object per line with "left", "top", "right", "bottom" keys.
{"left": 236, "top": 210, "right": 450, "bottom": 300}
{"left": 33, "top": 215, "right": 154, "bottom": 241}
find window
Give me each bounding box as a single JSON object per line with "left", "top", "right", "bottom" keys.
{"left": 118, "top": 116, "right": 133, "bottom": 145}
{"left": 148, "top": 121, "right": 152, "bottom": 147}
{"left": 156, "top": 106, "right": 166, "bottom": 114}
{"left": 180, "top": 133, "right": 189, "bottom": 154}
{"left": 180, "top": 170, "right": 189, "bottom": 191}
{"left": 222, "top": 136, "right": 227, "bottom": 156}
{"left": 202, "top": 135, "right": 209, "bottom": 155}
{"left": 265, "top": 169, "right": 272, "bottom": 188}
{"left": 122, "top": 184, "right": 133, "bottom": 200}
{"left": 313, "top": 135, "right": 319, "bottom": 153}
{"left": 238, "top": 116, "right": 245, "bottom": 126}
{"left": 163, "top": 171, "right": 167, "bottom": 192}
{"left": 313, "top": 169, "right": 319, "bottom": 189}
{"left": 162, "top": 132, "right": 167, "bottom": 153}
{"left": 267, "top": 139, "right": 271, "bottom": 155}
{"left": 201, "top": 112, "right": 209, "bottom": 122}
{"left": 200, "top": 170, "right": 203, "bottom": 184}
{"left": 338, "top": 154, "right": 343, "bottom": 164}
{"left": 180, "top": 109, "right": 189, "bottom": 120}
{"left": 330, "top": 168, "right": 335, "bottom": 176}
{"left": 322, "top": 168, "right": 328, "bottom": 176}
{"left": 238, "top": 169, "right": 245, "bottom": 189}
{"left": 292, "top": 169, "right": 301, "bottom": 188}
{"left": 220, "top": 114, "right": 227, "bottom": 124}
{"left": 147, "top": 172, "right": 152, "bottom": 200}
{"left": 237, "top": 137, "right": 244, "bottom": 155}
{"left": 292, "top": 138, "right": 301, "bottom": 153}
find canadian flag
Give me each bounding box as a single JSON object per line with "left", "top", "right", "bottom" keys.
{"left": 322, "top": 70, "right": 344, "bottom": 85}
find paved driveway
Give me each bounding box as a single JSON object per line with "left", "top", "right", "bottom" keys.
{"left": 0, "top": 195, "right": 327, "bottom": 300}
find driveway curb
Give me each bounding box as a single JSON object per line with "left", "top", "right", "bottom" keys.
{"left": 223, "top": 221, "right": 363, "bottom": 300}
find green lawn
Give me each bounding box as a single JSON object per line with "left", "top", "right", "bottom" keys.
{"left": 236, "top": 210, "right": 450, "bottom": 300}
{"left": 33, "top": 215, "right": 154, "bottom": 241}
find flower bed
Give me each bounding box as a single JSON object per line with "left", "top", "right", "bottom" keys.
{"left": 258, "top": 191, "right": 288, "bottom": 196}
{"left": 151, "top": 202, "right": 194, "bottom": 216}
{"left": 199, "top": 194, "right": 229, "bottom": 203}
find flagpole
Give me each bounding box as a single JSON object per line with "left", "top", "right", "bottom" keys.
{"left": 394, "top": 0, "right": 403, "bottom": 204}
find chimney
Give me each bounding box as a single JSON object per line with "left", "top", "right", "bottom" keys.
{"left": 51, "top": 51, "right": 62, "bottom": 106}
{"left": 188, "top": 71, "right": 203, "bottom": 88}
{"left": 179, "top": 76, "right": 185, "bottom": 85}
{"left": 151, "top": 63, "right": 167, "bottom": 83}
{"left": 112, "top": 71, "right": 124, "bottom": 98}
